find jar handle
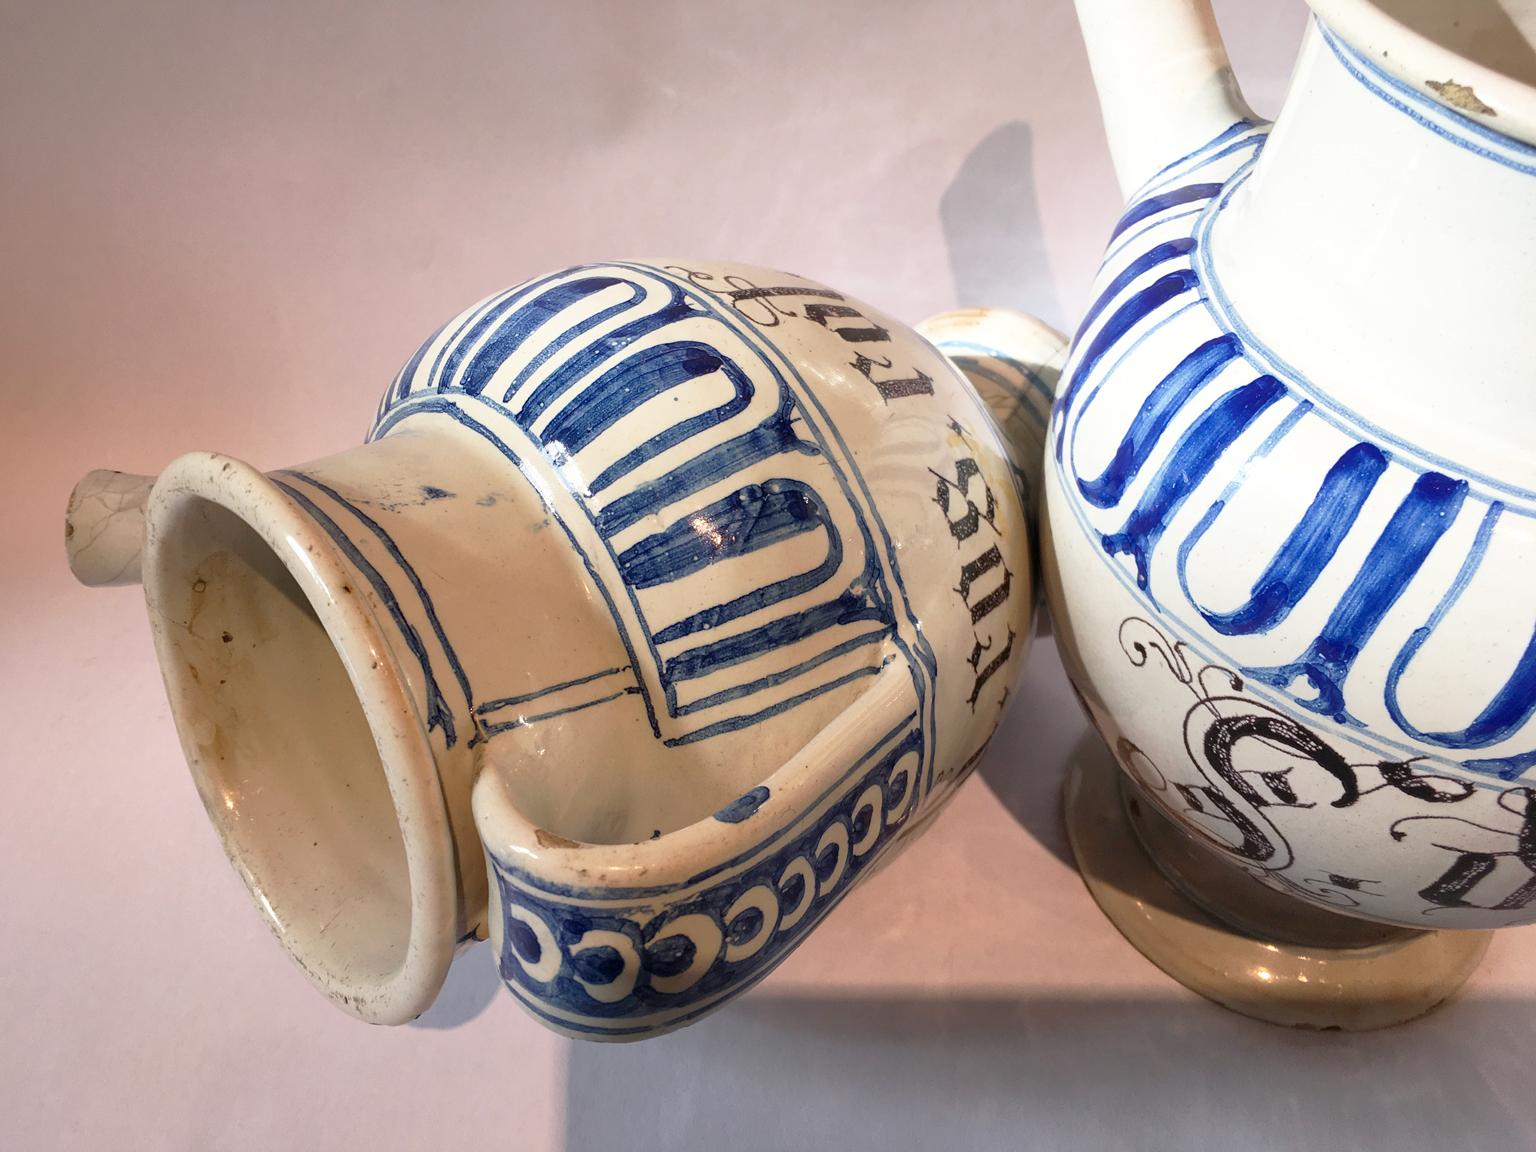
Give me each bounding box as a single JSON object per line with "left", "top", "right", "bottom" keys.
{"left": 919, "top": 307, "right": 1069, "bottom": 525}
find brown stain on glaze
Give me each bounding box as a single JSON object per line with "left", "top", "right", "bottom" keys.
{"left": 534, "top": 828, "right": 582, "bottom": 850}
{"left": 1426, "top": 79, "right": 1496, "bottom": 116}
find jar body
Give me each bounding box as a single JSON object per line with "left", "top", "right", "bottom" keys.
{"left": 1046, "top": 68, "right": 1536, "bottom": 929}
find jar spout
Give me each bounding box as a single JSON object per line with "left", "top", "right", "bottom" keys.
{"left": 65, "top": 469, "right": 156, "bottom": 587}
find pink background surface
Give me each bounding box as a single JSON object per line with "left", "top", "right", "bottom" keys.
{"left": 5, "top": 1, "right": 1536, "bottom": 1148}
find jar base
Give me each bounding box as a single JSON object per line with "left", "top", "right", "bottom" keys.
{"left": 1063, "top": 734, "right": 1493, "bottom": 1031}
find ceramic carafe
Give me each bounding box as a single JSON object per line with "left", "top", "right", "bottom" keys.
{"left": 67, "top": 261, "right": 1064, "bottom": 1039}
{"left": 1040, "top": 0, "right": 1536, "bottom": 1027}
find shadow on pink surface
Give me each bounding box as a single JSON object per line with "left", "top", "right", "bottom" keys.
{"left": 940, "top": 120, "right": 1064, "bottom": 331}
{"left": 977, "top": 610, "right": 1079, "bottom": 868}
{"left": 563, "top": 990, "right": 1536, "bottom": 1150}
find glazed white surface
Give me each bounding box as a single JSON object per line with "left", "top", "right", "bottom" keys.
{"left": 1050, "top": 2, "right": 1536, "bottom": 928}
{"left": 7, "top": 0, "right": 1536, "bottom": 1148}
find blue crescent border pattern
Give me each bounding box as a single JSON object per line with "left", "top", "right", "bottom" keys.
{"left": 489, "top": 715, "right": 925, "bottom": 1037}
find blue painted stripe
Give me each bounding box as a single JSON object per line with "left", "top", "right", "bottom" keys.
{"left": 1192, "top": 441, "right": 1389, "bottom": 635}
{"left": 442, "top": 273, "right": 638, "bottom": 399}
{"left": 1078, "top": 237, "right": 1197, "bottom": 340}
{"left": 1077, "top": 333, "right": 1241, "bottom": 509}
{"left": 665, "top": 660, "right": 889, "bottom": 747}
{"left": 458, "top": 276, "right": 634, "bottom": 397}
{"left": 389, "top": 315, "right": 451, "bottom": 407}
{"left": 516, "top": 297, "right": 696, "bottom": 427}
{"left": 664, "top": 588, "right": 888, "bottom": 684}
{"left": 1386, "top": 503, "right": 1536, "bottom": 772}
{"left": 1101, "top": 375, "right": 1287, "bottom": 592}
{"left": 582, "top": 354, "right": 762, "bottom": 498}
{"left": 594, "top": 417, "right": 813, "bottom": 538}
{"left": 426, "top": 285, "right": 524, "bottom": 394}
{"left": 1056, "top": 269, "right": 1202, "bottom": 461}
{"left": 442, "top": 280, "right": 605, "bottom": 393}
{"left": 541, "top": 341, "right": 731, "bottom": 455}
{"left": 272, "top": 477, "right": 465, "bottom": 747}
{"left": 618, "top": 481, "right": 828, "bottom": 589}
{"left": 1103, "top": 205, "right": 1208, "bottom": 268}
{"left": 1108, "top": 183, "right": 1223, "bottom": 241}
{"left": 628, "top": 483, "right": 846, "bottom": 648}
{"left": 1321, "top": 23, "right": 1536, "bottom": 178}
{"left": 476, "top": 666, "right": 628, "bottom": 716}
{"left": 482, "top": 688, "right": 639, "bottom": 736}
{"left": 676, "top": 628, "right": 888, "bottom": 716}
{"left": 1251, "top": 471, "right": 1470, "bottom": 724}
{"left": 380, "top": 266, "right": 605, "bottom": 421}
{"left": 1173, "top": 400, "right": 1315, "bottom": 618}
{"left": 1139, "top": 133, "right": 1269, "bottom": 200}
{"left": 1131, "top": 119, "right": 1266, "bottom": 200}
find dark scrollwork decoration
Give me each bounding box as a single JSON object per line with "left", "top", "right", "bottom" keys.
{"left": 664, "top": 265, "right": 936, "bottom": 403}
{"left": 1113, "top": 615, "right": 1536, "bottom": 917}
{"left": 1115, "top": 735, "right": 1167, "bottom": 794}
{"left": 1260, "top": 867, "right": 1384, "bottom": 912}
{"left": 1389, "top": 787, "right": 1536, "bottom": 914}
{"left": 662, "top": 266, "right": 843, "bottom": 328}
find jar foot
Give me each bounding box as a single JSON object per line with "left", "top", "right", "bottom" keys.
{"left": 1063, "top": 734, "right": 1492, "bottom": 1030}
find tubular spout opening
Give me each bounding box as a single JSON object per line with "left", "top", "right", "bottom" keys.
{"left": 141, "top": 453, "right": 457, "bottom": 1024}
{"left": 66, "top": 470, "right": 155, "bottom": 587}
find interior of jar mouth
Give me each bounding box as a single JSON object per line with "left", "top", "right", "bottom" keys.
{"left": 146, "top": 488, "right": 419, "bottom": 1010}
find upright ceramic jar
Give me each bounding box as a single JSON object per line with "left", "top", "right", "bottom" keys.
{"left": 1044, "top": 0, "right": 1536, "bottom": 1025}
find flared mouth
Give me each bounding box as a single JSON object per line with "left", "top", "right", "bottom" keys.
{"left": 141, "top": 452, "right": 457, "bottom": 1024}
{"left": 1312, "top": 0, "right": 1536, "bottom": 144}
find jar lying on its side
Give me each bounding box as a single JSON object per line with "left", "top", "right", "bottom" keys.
{"left": 66, "top": 259, "right": 1065, "bottom": 1039}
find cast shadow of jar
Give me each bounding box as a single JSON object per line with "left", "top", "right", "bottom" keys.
{"left": 975, "top": 614, "right": 1082, "bottom": 868}
{"left": 562, "top": 989, "right": 1536, "bottom": 1151}
{"left": 409, "top": 941, "right": 502, "bottom": 1030}
{"left": 940, "top": 120, "right": 1063, "bottom": 331}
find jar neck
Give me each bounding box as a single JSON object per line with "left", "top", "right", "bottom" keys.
{"left": 1208, "top": 18, "right": 1536, "bottom": 483}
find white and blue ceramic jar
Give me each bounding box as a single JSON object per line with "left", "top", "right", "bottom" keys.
{"left": 1048, "top": 0, "right": 1536, "bottom": 951}
{"left": 67, "top": 261, "right": 1063, "bottom": 1038}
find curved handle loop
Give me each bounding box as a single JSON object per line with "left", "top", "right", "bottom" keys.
{"left": 919, "top": 307, "right": 1069, "bottom": 527}
{"left": 472, "top": 659, "right": 920, "bottom": 1040}
{"left": 469, "top": 310, "right": 1072, "bottom": 1039}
